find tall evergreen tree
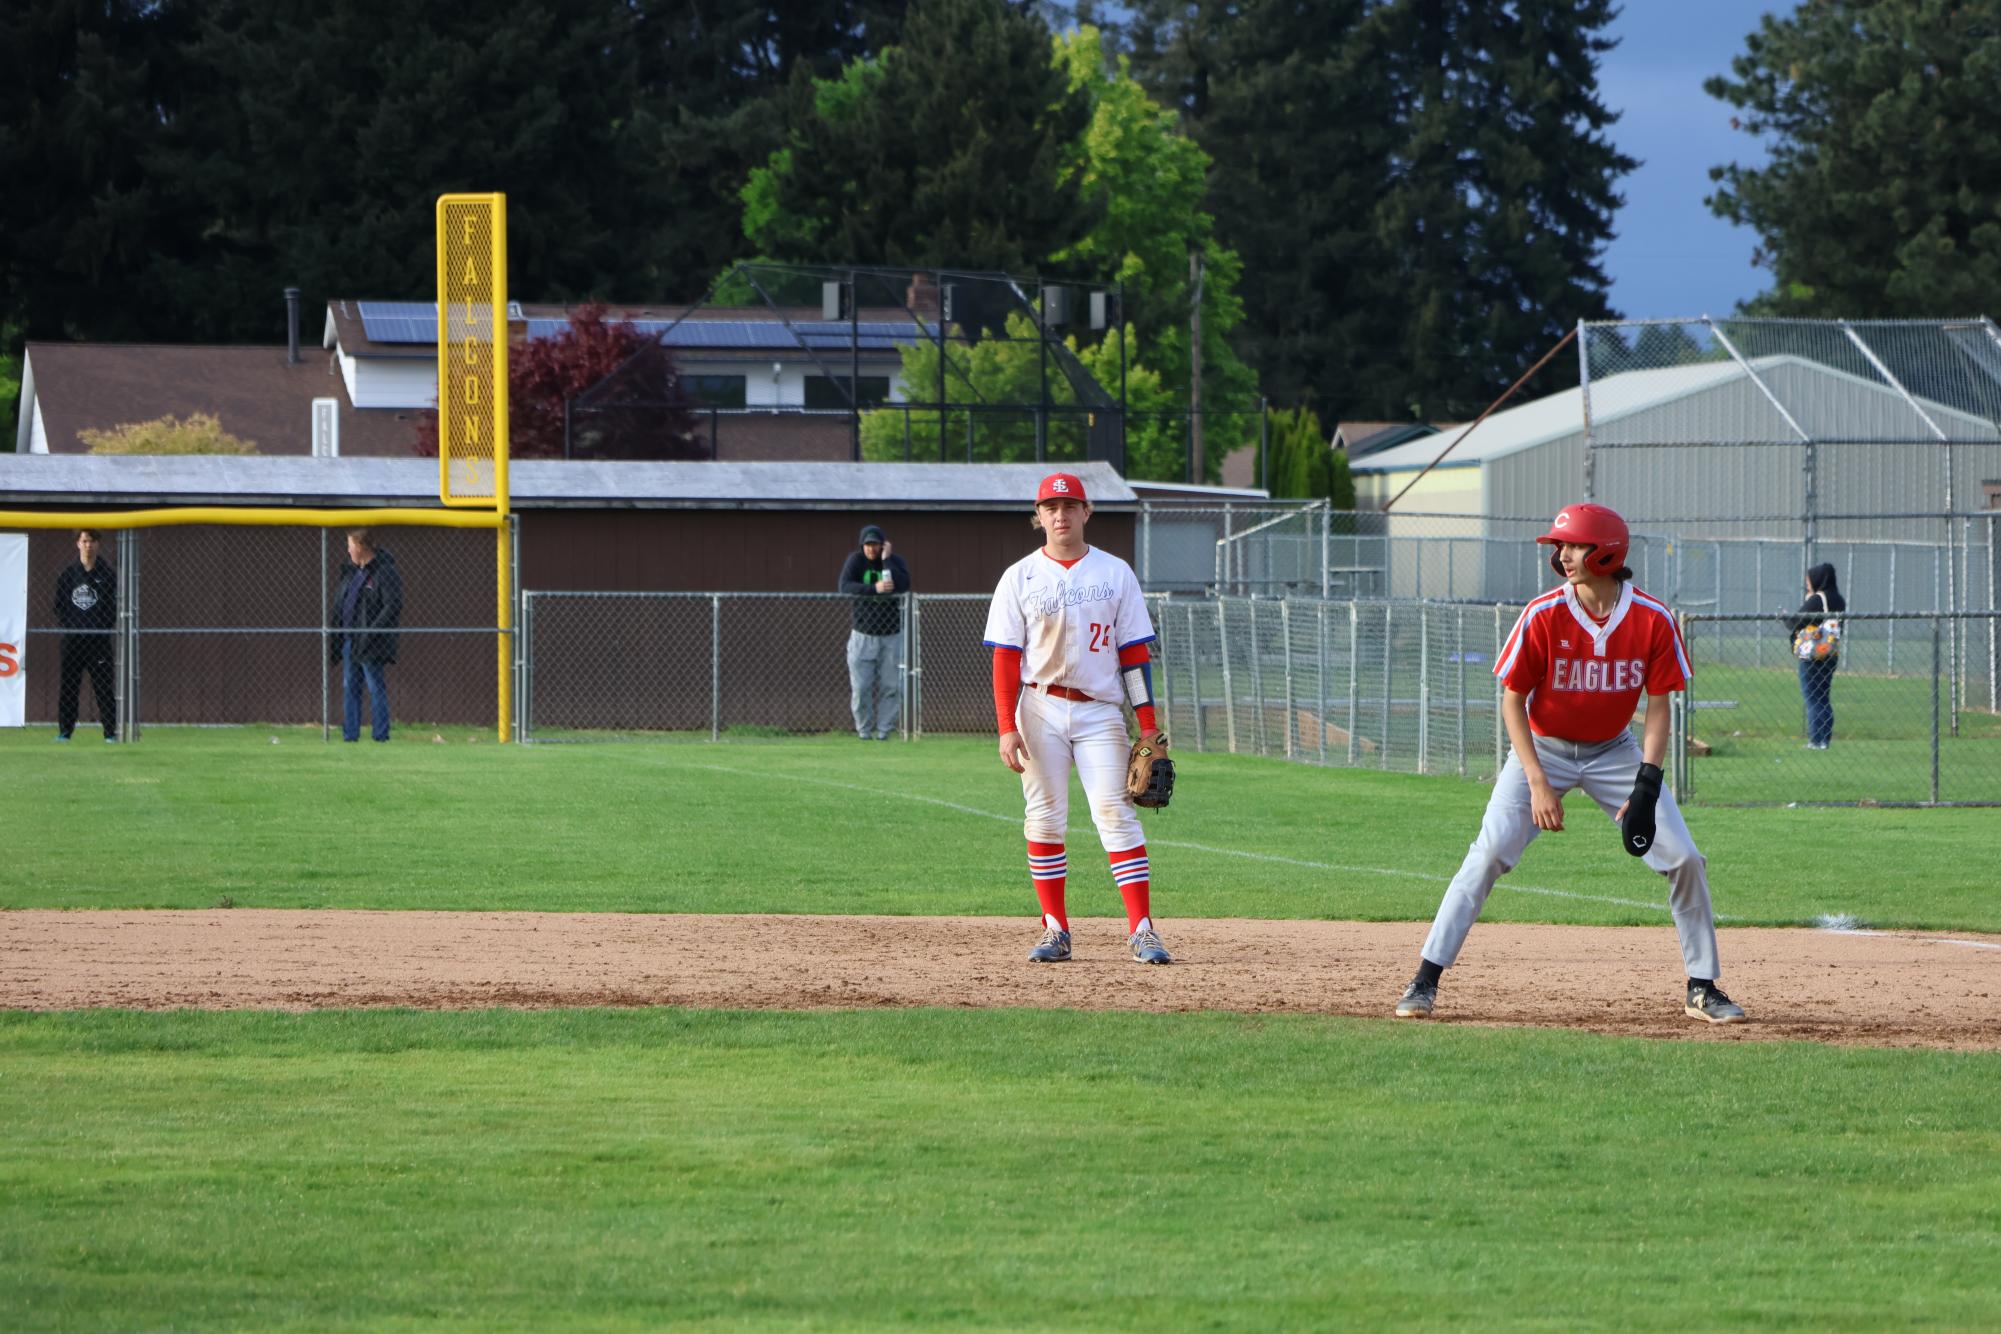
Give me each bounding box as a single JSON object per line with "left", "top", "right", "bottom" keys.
{"left": 1360, "top": 0, "right": 1632, "bottom": 419}
{"left": 0, "top": 0, "right": 900, "bottom": 352}
{"left": 633, "top": 1, "right": 906, "bottom": 291}
{"left": 741, "top": 0, "right": 1097, "bottom": 271}
{"left": 1706, "top": 0, "right": 2001, "bottom": 316}
{"left": 1113, "top": 0, "right": 1631, "bottom": 421}
{"left": 0, "top": 0, "right": 193, "bottom": 344}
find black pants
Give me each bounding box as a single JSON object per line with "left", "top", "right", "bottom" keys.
{"left": 58, "top": 642, "right": 117, "bottom": 738}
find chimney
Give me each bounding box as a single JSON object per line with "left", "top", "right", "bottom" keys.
{"left": 905, "top": 272, "right": 942, "bottom": 324}
{"left": 285, "top": 287, "right": 301, "bottom": 364}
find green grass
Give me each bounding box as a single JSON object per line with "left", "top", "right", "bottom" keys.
{"left": 3, "top": 1008, "right": 1996, "bottom": 1329}
{"left": 5, "top": 728, "right": 1997, "bottom": 931}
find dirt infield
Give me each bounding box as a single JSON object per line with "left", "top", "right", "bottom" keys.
{"left": 3, "top": 910, "right": 1996, "bottom": 1050}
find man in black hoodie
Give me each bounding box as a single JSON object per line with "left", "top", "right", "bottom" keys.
{"left": 329, "top": 528, "right": 403, "bottom": 742}
{"left": 1788, "top": 562, "right": 1845, "bottom": 749}
{"left": 838, "top": 523, "right": 911, "bottom": 740}
{"left": 53, "top": 529, "right": 117, "bottom": 741}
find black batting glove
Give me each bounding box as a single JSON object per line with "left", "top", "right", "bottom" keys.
{"left": 1621, "top": 762, "right": 1663, "bottom": 857}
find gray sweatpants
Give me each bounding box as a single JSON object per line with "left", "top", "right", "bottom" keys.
{"left": 846, "top": 629, "right": 903, "bottom": 739}
{"left": 1420, "top": 731, "right": 1721, "bottom": 981}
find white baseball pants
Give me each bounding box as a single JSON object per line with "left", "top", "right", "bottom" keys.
{"left": 1421, "top": 731, "right": 1721, "bottom": 981}
{"left": 1016, "top": 687, "right": 1143, "bottom": 853}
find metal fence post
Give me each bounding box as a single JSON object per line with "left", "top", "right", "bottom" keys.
{"left": 1931, "top": 614, "right": 1942, "bottom": 805}
{"left": 904, "top": 592, "right": 917, "bottom": 740}
{"left": 1455, "top": 605, "right": 1467, "bottom": 778}
{"left": 1156, "top": 595, "right": 1174, "bottom": 740}
{"left": 510, "top": 513, "right": 524, "bottom": 743}
{"left": 1218, "top": 598, "right": 1238, "bottom": 753}
{"left": 1346, "top": 601, "right": 1360, "bottom": 766}
{"left": 1187, "top": 602, "right": 1205, "bottom": 751}
{"left": 1379, "top": 603, "right": 1393, "bottom": 769}
{"left": 128, "top": 527, "right": 142, "bottom": 742}
{"left": 1888, "top": 544, "right": 1898, "bottom": 673}
{"left": 1250, "top": 603, "right": 1268, "bottom": 756}
{"left": 1280, "top": 599, "right": 1295, "bottom": 760}
{"left": 520, "top": 592, "right": 535, "bottom": 742}
{"left": 710, "top": 594, "right": 722, "bottom": 742}
{"left": 117, "top": 528, "right": 136, "bottom": 743}
{"left": 1417, "top": 606, "right": 1431, "bottom": 774}
{"left": 1493, "top": 605, "right": 1506, "bottom": 776}
{"left": 1317, "top": 600, "right": 1329, "bottom": 766}
{"left": 1753, "top": 540, "right": 1764, "bottom": 667}
{"left": 320, "top": 526, "right": 329, "bottom": 741}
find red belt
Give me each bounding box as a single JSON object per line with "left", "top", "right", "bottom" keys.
{"left": 1027, "top": 682, "right": 1095, "bottom": 703}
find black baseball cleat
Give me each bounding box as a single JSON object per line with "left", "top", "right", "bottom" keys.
{"left": 1394, "top": 977, "right": 1437, "bottom": 1019}
{"left": 1684, "top": 982, "right": 1747, "bottom": 1024}
{"left": 1028, "top": 926, "right": 1071, "bottom": 963}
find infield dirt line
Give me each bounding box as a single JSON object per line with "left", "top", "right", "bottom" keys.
{"left": 3, "top": 911, "right": 1996, "bottom": 1051}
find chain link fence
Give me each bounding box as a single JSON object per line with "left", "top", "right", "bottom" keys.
{"left": 1675, "top": 611, "right": 2001, "bottom": 806}
{"left": 16, "top": 522, "right": 506, "bottom": 738}
{"left": 1181, "top": 506, "right": 1997, "bottom": 620}
{"left": 514, "top": 589, "right": 1997, "bottom": 809}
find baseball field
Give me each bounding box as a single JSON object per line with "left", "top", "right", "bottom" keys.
{"left": 5, "top": 729, "right": 1999, "bottom": 1326}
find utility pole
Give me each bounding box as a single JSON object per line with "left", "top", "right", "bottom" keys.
{"left": 1189, "top": 247, "right": 1205, "bottom": 485}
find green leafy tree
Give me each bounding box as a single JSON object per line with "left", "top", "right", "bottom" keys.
{"left": 1262, "top": 407, "right": 1355, "bottom": 507}
{"left": 1113, "top": 0, "right": 1631, "bottom": 421}
{"left": 1050, "top": 27, "right": 1257, "bottom": 412}
{"left": 82, "top": 413, "right": 258, "bottom": 455}
{"left": 859, "top": 315, "right": 1192, "bottom": 480}
{"left": 1706, "top": 0, "right": 2001, "bottom": 315}
{"left": 742, "top": 0, "right": 1097, "bottom": 271}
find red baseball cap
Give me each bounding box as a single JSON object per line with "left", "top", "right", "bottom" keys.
{"left": 1036, "top": 472, "right": 1087, "bottom": 504}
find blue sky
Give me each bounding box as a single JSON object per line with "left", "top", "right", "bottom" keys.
{"left": 1596, "top": 1, "right": 1785, "bottom": 319}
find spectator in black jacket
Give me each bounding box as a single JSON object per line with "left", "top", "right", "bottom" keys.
{"left": 54, "top": 529, "right": 117, "bottom": 742}
{"left": 1788, "top": 562, "right": 1845, "bottom": 749}
{"left": 329, "top": 528, "right": 403, "bottom": 742}
{"left": 838, "top": 523, "right": 911, "bottom": 740}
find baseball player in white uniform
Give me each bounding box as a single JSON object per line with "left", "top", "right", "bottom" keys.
{"left": 983, "top": 471, "right": 1171, "bottom": 965}
{"left": 1395, "top": 502, "right": 1746, "bottom": 1025}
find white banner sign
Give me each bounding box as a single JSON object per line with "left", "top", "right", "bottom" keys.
{"left": 0, "top": 534, "right": 24, "bottom": 726}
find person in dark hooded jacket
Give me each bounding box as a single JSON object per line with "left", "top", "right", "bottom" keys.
{"left": 1788, "top": 562, "right": 1845, "bottom": 749}
{"left": 837, "top": 523, "right": 911, "bottom": 740}
{"left": 328, "top": 528, "right": 403, "bottom": 742}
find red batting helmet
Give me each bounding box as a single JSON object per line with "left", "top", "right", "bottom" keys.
{"left": 1036, "top": 472, "right": 1087, "bottom": 504}
{"left": 1538, "top": 502, "right": 1629, "bottom": 577}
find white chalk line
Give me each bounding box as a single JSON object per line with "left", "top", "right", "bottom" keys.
{"left": 695, "top": 763, "right": 1704, "bottom": 919}
{"left": 1820, "top": 927, "right": 2001, "bottom": 953}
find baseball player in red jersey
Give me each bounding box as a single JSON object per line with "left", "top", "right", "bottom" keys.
{"left": 984, "top": 471, "right": 1171, "bottom": 965}
{"left": 1395, "top": 503, "right": 1747, "bottom": 1024}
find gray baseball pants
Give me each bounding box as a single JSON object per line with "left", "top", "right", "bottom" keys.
{"left": 846, "top": 629, "right": 903, "bottom": 739}
{"left": 1420, "top": 731, "right": 1721, "bottom": 981}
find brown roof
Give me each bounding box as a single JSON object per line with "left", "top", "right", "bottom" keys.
{"left": 25, "top": 342, "right": 420, "bottom": 457}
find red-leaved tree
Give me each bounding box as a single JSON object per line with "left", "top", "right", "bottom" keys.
{"left": 414, "top": 303, "right": 697, "bottom": 459}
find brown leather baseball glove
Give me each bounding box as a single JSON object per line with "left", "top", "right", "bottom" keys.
{"left": 1126, "top": 729, "right": 1175, "bottom": 808}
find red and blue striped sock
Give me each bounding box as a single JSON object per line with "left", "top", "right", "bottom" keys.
{"left": 1109, "top": 845, "right": 1151, "bottom": 934}
{"left": 1027, "top": 841, "right": 1067, "bottom": 932}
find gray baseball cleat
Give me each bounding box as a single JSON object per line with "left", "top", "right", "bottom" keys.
{"left": 1684, "top": 982, "right": 1747, "bottom": 1024}
{"left": 1395, "top": 977, "right": 1437, "bottom": 1018}
{"left": 1129, "top": 927, "right": 1171, "bottom": 965}
{"left": 1028, "top": 926, "right": 1071, "bottom": 963}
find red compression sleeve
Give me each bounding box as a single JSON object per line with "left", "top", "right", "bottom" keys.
{"left": 1117, "top": 642, "right": 1158, "bottom": 733}
{"left": 993, "top": 646, "right": 1024, "bottom": 735}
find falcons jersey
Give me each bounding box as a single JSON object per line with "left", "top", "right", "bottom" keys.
{"left": 983, "top": 545, "right": 1155, "bottom": 703}
{"left": 1495, "top": 582, "right": 1690, "bottom": 743}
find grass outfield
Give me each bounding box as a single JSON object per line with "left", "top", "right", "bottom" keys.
{"left": 4, "top": 729, "right": 1996, "bottom": 932}
{"left": 3, "top": 1009, "right": 1997, "bottom": 1328}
